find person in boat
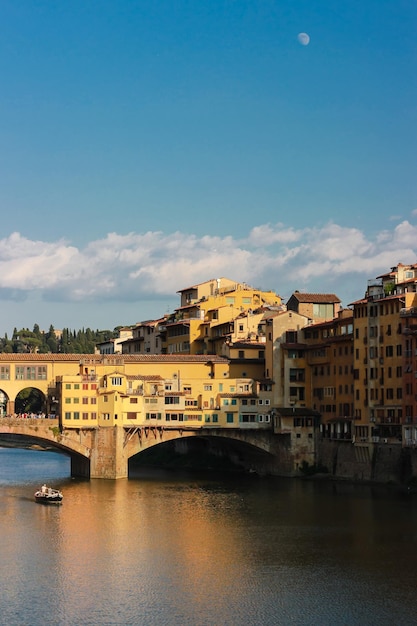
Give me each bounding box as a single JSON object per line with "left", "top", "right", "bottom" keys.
{"left": 41, "top": 484, "right": 47, "bottom": 494}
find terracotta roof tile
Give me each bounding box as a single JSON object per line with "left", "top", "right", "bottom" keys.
{"left": 290, "top": 293, "right": 341, "bottom": 303}
{"left": 0, "top": 353, "right": 229, "bottom": 364}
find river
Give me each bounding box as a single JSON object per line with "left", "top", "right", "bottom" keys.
{"left": 0, "top": 447, "right": 416, "bottom": 626}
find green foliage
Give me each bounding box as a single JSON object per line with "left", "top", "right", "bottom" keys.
{"left": 0, "top": 323, "right": 121, "bottom": 354}
{"left": 15, "top": 388, "right": 44, "bottom": 413}
{"left": 384, "top": 282, "right": 395, "bottom": 296}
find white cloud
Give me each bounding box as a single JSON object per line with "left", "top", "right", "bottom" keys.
{"left": 0, "top": 220, "right": 416, "bottom": 312}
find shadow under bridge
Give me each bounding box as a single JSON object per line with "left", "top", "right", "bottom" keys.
{"left": 125, "top": 426, "right": 291, "bottom": 476}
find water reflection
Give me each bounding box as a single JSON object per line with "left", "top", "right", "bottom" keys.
{"left": 1, "top": 449, "right": 417, "bottom": 625}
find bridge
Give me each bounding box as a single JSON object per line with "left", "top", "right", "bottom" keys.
{"left": 0, "top": 354, "right": 319, "bottom": 478}
{"left": 0, "top": 417, "right": 295, "bottom": 479}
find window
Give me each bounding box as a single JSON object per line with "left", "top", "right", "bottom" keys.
{"left": 0, "top": 366, "right": 10, "bottom": 380}
{"left": 25, "top": 367, "right": 36, "bottom": 380}
{"left": 146, "top": 413, "right": 162, "bottom": 420}
{"left": 288, "top": 349, "right": 304, "bottom": 358}
{"left": 166, "top": 413, "right": 184, "bottom": 421}
{"left": 111, "top": 377, "right": 122, "bottom": 386}
{"left": 65, "top": 412, "right": 71, "bottom": 420}
{"left": 286, "top": 331, "right": 297, "bottom": 343}
{"left": 82, "top": 413, "right": 88, "bottom": 420}
{"left": 290, "top": 368, "right": 305, "bottom": 382}
{"left": 226, "top": 413, "right": 234, "bottom": 423}
{"left": 313, "top": 303, "right": 334, "bottom": 318}
{"left": 240, "top": 414, "right": 256, "bottom": 423}
{"left": 165, "top": 396, "right": 180, "bottom": 405}
{"left": 37, "top": 366, "right": 47, "bottom": 380}
{"left": 73, "top": 412, "right": 80, "bottom": 420}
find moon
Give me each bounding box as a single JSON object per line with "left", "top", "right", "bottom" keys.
{"left": 297, "top": 32, "right": 310, "bottom": 46}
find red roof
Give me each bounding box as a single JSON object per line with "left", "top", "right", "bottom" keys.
{"left": 289, "top": 292, "right": 341, "bottom": 303}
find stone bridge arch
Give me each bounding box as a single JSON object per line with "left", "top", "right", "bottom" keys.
{"left": 0, "top": 382, "right": 51, "bottom": 417}
{"left": 124, "top": 427, "right": 291, "bottom": 475}
{"left": 0, "top": 421, "right": 293, "bottom": 479}
{"left": 0, "top": 418, "right": 93, "bottom": 478}
{"left": 14, "top": 386, "right": 47, "bottom": 416}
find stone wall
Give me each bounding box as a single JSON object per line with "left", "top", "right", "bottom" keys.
{"left": 318, "top": 439, "right": 417, "bottom": 485}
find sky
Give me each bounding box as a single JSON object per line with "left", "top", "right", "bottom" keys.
{"left": 0, "top": 0, "right": 416, "bottom": 335}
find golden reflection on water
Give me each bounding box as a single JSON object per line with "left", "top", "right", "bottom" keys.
{"left": 2, "top": 453, "right": 417, "bottom": 625}
{"left": 47, "top": 475, "right": 258, "bottom": 624}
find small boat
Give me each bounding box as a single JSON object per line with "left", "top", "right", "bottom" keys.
{"left": 34, "top": 484, "right": 63, "bottom": 504}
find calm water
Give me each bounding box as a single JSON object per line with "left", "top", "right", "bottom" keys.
{"left": 0, "top": 448, "right": 417, "bottom": 626}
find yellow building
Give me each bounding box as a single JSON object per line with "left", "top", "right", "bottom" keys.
{"left": 263, "top": 309, "right": 311, "bottom": 408}
{"left": 164, "top": 278, "right": 281, "bottom": 355}
{"left": 57, "top": 355, "right": 272, "bottom": 431}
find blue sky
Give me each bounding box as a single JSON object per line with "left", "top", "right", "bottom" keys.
{"left": 0, "top": 0, "right": 416, "bottom": 335}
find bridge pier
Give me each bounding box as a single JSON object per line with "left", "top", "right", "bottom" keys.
{"left": 71, "top": 454, "right": 91, "bottom": 479}
{"left": 90, "top": 426, "right": 128, "bottom": 479}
